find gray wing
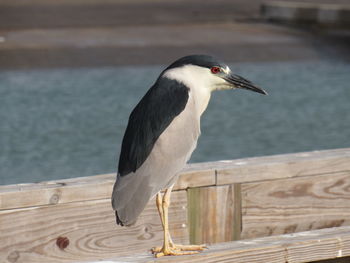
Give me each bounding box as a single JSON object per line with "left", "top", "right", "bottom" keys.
{"left": 112, "top": 77, "right": 200, "bottom": 226}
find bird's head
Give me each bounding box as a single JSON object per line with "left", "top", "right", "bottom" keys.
{"left": 162, "top": 54, "right": 267, "bottom": 95}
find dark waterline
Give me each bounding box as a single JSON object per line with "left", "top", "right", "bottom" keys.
{"left": 1, "top": 60, "right": 349, "bottom": 185}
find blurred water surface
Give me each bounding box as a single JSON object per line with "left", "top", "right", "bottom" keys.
{"left": 1, "top": 60, "right": 349, "bottom": 185}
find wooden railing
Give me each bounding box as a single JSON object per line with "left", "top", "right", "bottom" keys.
{"left": 1, "top": 148, "right": 350, "bottom": 262}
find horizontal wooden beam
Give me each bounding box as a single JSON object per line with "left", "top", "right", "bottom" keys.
{"left": 1, "top": 148, "right": 350, "bottom": 210}
{"left": 215, "top": 147, "right": 350, "bottom": 185}
{"left": 98, "top": 226, "right": 350, "bottom": 263}
{"left": 0, "top": 191, "right": 189, "bottom": 263}
{"left": 240, "top": 171, "right": 350, "bottom": 239}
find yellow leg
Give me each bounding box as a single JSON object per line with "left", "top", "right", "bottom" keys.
{"left": 151, "top": 193, "right": 165, "bottom": 253}
{"left": 156, "top": 192, "right": 164, "bottom": 228}
{"left": 151, "top": 186, "right": 207, "bottom": 258}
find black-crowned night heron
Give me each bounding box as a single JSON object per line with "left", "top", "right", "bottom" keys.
{"left": 112, "top": 54, "right": 267, "bottom": 257}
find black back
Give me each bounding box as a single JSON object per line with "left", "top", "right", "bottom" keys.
{"left": 118, "top": 77, "right": 189, "bottom": 176}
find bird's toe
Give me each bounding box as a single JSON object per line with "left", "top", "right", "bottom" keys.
{"left": 150, "top": 246, "right": 162, "bottom": 254}
{"left": 173, "top": 243, "right": 207, "bottom": 251}
{"left": 154, "top": 248, "right": 199, "bottom": 258}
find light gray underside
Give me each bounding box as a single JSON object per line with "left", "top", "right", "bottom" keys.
{"left": 111, "top": 94, "right": 200, "bottom": 226}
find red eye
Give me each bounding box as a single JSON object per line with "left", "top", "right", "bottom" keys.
{"left": 211, "top": 66, "right": 221, "bottom": 74}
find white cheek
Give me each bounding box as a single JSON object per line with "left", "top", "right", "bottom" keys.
{"left": 211, "top": 75, "right": 231, "bottom": 90}
{"left": 216, "top": 83, "right": 235, "bottom": 91}
{"left": 203, "top": 73, "right": 222, "bottom": 89}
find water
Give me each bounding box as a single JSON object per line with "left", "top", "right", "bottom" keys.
{"left": 1, "top": 60, "right": 350, "bottom": 185}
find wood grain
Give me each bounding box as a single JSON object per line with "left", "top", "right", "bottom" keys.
{"left": 0, "top": 167, "right": 214, "bottom": 211}
{"left": 0, "top": 191, "right": 188, "bottom": 263}
{"left": 2, "top": 148, "right": 350, "bottom": 210}
{"left": 0, "top": 173, "right": 116, "bottom": 210}
{"left": 173, "top": 169, "right": 215, "bottom": 191}
{"left": 241, "top": 172, "right": 350, "bottom": 239}
{"left": 216, "top": 148, "right": 350, "bottom": 185}
{"left": 187, "top": 185, "right": 241, "bottom": 245}
{"left": 103, "top": 226, "right": 350, "bottom": 263}
{"left": 2, "top": 148, "right": 350, "bottom": 262}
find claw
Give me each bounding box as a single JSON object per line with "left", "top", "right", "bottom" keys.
{"left": 151, "top": 246, "right": 162, "bottom": 254}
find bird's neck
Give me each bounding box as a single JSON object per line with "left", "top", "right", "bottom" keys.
{"left": 163, "top": 65, "right": 213, "bottom": 116}
{"left": 190, "top": 87, "right": 211, "bottom": 116}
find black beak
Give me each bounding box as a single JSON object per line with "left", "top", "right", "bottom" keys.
{"left": 224, "top": 74, "right": 267, "bottom": 95}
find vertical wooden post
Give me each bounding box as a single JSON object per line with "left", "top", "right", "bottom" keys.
{"left": 233, "top": 183, "right": 242, "bottom": 241}
{"left": 187, "top": 184, "right": 242, "bottom": 244}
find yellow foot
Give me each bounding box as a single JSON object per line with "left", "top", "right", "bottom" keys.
{"left": 151, "top": 243, "right": 207, "bottom": 255}
{"left": 172, "top": 243, "right": 207, "bottom": 251}
{"left": 154, "top": 248, "right": 199, "bottom": 258}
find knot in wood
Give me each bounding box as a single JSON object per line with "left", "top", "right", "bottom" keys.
{"left": 56, "top": 236, "right": 69, "bottom": 250}
{"left": 7, "top": 251, "right": 20, "bottom": 263}
{"left": 50, "top": 193, "right": 60, "bottom": 204}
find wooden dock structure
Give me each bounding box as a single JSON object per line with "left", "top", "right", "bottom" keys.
{"left": 1, "top": 148, "right": 350, "bottom": 262}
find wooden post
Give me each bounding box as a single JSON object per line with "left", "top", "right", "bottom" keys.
{"left": 187, "top": 184, "right": 242, "bottom": 244}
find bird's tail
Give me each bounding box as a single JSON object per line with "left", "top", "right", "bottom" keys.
{"left": 111, "top": 173, "right": 154, "bottom": 226}
{"left": 115, "top": 211, "right": 124, "bottom": 226}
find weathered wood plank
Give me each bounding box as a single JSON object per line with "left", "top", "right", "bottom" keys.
{"left": 0, "top": 174, "right": 116, "bottom": 211}
{"left": 216, "top": 148, "right": 350, "bottom": 185}
{"left": 173, "top": 169, "right": 215, "bottom": 191}
{"left": 2, "top": 148, "right": 350, "bottom": 211}
{"left": 0, "top": 191, "right": 188, "bottom": 263}
{"left": 240, "top": 172, "right": 350, "bottom": 239}
{"left": 0, "top": 168, "right": 214, "bottom": 210}
{"left": 101, "top": 226, "right": 350, "bottom": 263}
{"left": 187, "top": 184, "right": 241, "bottom": 244}
{"left": 1, "top": 148, "right": 350, "bottom": 262}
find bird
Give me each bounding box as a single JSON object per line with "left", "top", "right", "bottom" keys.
{"left": 111, "top": 54, "right": 267, "bottom": 257}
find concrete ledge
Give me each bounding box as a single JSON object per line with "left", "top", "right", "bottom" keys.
{"left": 0, "top": 0, "right": 263, "bottom": 30}
{"left": 0, "top": 23, "right": 323, "bottom": 69}
{"left": 262, "top": 1, "right": 350, "bottom": 28}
